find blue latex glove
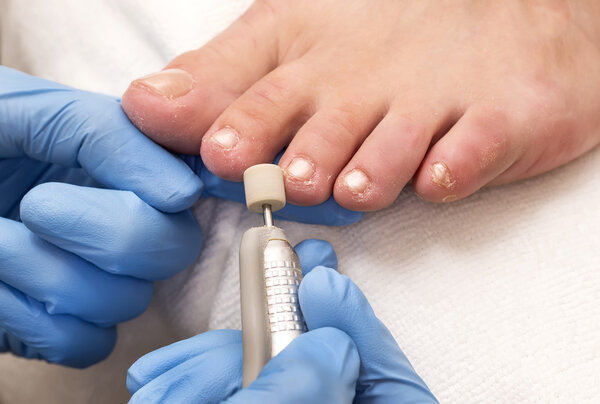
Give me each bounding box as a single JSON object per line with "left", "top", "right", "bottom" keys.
{"left": 0, "top": 66, "right": 361, "bottom": 224}
{"left": 182, "top": 156, "right": 364, "bottom": 226}
{"left": 0, "top": 67, "right": 206, "bottom": 367}
{"left": 127, "top": 240, "right": 438, "bottom": 403}
{"left": 0, "top": 67, "right": 360, "bottom": 368}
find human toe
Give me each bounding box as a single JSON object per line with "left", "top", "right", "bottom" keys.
{"left": 333, "top": 104, "right": 458, "bottom": 210}
{"left": 200, "top": 63, "right": 313, "bottom": 181}
{"left": 121, "top": 1, "right": 280, "bottom": 154}
{"left": 278, "top": 98, "right": 386, "bottom": 205}
{"left": 413, "top": 105, "right": 523, "bottom": 202}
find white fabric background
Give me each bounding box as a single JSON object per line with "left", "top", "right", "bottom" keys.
{"left": 1, "top": 1, "right": 599, "bottom": 403}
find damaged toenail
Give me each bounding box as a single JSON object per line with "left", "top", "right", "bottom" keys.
{"left": 430, "top": 162, "right": 456, "bottom": 189}
{"left": 343, "top": 169, "right": 370, "bottom": 194}
{"left": 209, "top": 127, "right": 239, "bottom": 150}
{"left": 286, "top": 157, "right": 315, "bottom": 182}
{"left": 131, "top": 68, "right": 194, "bottom": 99}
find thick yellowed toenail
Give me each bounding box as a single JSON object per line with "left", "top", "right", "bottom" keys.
{"left": 209, "top": 127, "right": 239, "bottom": 150}
{"left": 343, "top": 169, "right": 370, "bottom": 194}
{"left": 430, "top": 162, "right": 456, "bottom": 189}
{"left": 286, "top": 157, "right": 315, "bottom": 182}
{"left": 131, "top": 68, "right": 194, "bottom": 99}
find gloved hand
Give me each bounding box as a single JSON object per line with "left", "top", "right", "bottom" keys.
{"left": 127, "top": 240, "right": 438, "bottom": 403}
{"left": 0, "top": 67, "right": 361, "bottom": 368}
{"left": 0, "top": 67, "right": 362, "bottom": 223}
{"left": 0, "top": 66, "right": 206, "bottom": 368}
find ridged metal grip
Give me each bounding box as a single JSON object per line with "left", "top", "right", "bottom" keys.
{"left": 239, "top": 226, "right": 306, "bottom": 387}
{"left": 264, "top": 239, "right": 306, "bottom": 356}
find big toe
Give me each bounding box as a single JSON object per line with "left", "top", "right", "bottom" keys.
{"left": 121, "top": 2, "right": 280, "bottom": 154}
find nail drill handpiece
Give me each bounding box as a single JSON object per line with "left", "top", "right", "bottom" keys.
{"left": 239, "top": 164, "right": 306, "bottom": 387}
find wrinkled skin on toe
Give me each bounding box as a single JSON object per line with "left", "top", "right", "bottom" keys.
{"left": 123, "top": 0, "right": 600, "bottom": 211}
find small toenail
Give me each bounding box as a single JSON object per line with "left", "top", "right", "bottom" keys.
{"left": 131, "top": 68, "right": 194, "bottom": 99}
{"left": 442, "top": 194, "right": 458, "bottom": 202}
{"left": 430, "top": 162, "right": 456, "bottom": 189}
{"left": 209, "top": 127, "right": 239, "bottom": 150}
{"left": 343, "top": 169, "right": 370, "bottom": 194}
{"left": 286, "top": 157, "right": 315, "bottom": 182}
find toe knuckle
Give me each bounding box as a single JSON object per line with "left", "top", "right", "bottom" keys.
{"left": 248, "top": 72, "right": 298, "bottom": 110}
{"left": 317, "top": 105, "right": 363, "bottom": 146}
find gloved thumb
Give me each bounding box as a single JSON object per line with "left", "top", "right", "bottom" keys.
{"left": 294, "top": 239, "right": 338, "bottom": 274}
{"left": 299, "top": 267, "right": 438, "bottom": 403}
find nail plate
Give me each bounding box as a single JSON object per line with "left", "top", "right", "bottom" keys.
{"left": 131, "top": 68, "right": 194, "bottom": 99}
{"left": 209, "top": 127, "right": 239, "bottom": 149}
{"left": 343, "top": 169, "right": 370, "bottom": 194}
{"left": 286, "top": 157, "right": 315, "bottom": 181}
{"left": 430, "top": 162, "right": 456, "bottom": 189}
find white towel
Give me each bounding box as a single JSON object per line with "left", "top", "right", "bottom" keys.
{"left": 1, "top": 1, "right": 599, "bottom": 403}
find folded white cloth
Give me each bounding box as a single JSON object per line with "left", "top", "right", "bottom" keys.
{"left": 170, "top": 145, "right": 600, "bottom": 404}
{"left": 1, "top": 1, "right": 599, "bottom": 403}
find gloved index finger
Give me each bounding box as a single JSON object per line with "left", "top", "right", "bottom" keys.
{"left": 20, "top": 183, "right": 202, "bottom": 280}
{"left": 127, "top": 330, "right": 241, "bottom": 395}
{"left": 294, "top": 239, "right": 338, "bottom": 275}
{"left": 0, "top": 67, "right": 202, "bottom": 212}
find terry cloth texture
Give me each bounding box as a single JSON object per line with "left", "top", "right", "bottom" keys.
{"left": 1, "top": 1, "right": 599, "bottom": 403}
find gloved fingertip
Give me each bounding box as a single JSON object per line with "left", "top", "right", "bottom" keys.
{"left": 300, "top": 265, "right": 341, "bottom": 297}
{"left": 127, "top": 351, "right": 163, "bottom": 394}
{"left": 279, "top": 327, "right": 360, "bottom": 375}
{"left": 295, "top": 239, "right": 338, "bottom": 275}
{"left": 299, "top": 266, "right": 373, "bottom": 330}
{"left": 126, "top": 368, "right": 145, "bottom": 395}
{"left": 300, "top": 327, "right": 359, "bottom": 366}
{"left": 52, "top": 326, "right": 117, "bottom": 369}
{"left": 130, "top": 344, "right": 243, "bottom": 404}
{"left": 126, "top": 329, "right": 242, "bottom": 395}
{"left": 19, "top": 182, "right": 58, "bottom": 232}
{"left": 19, "top": 182, "right": 90, "bottom": 236}
{"left": 155, "top": 167, "right": 204, "bottom": 213}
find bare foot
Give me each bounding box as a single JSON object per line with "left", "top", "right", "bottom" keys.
{"left": 122, "top": 0, "right": 600, "bottom": 210}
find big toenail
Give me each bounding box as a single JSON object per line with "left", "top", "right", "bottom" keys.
{"left": 209, "top": 127, "right": 239, "bottom": 149}
{"left": 286, "top": 157, "right": 315, "bottom": 182}
{"left": 343, "top": 169, "right": 370, "bottom": 194}
{"left": 431, "top": 162, "right": 456, "bottom": 189}
{"left": 131, "top": 68, "right": 194, "bottom": 99}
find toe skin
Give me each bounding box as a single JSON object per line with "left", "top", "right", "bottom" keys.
{"left": 121, "top": 1, "right": 281, "bottom": 154}
{"left": 200, "top": 63, "right": 313, "bottom": 181}
{"left": 122, "top": 75, "right": 234, "bottom": 154}
{"left": 413, "top": 105, "right": 522, "bottom": 203}
{"left": 333, "top": 105, "right": 456, "bottom": 211}
{"left": 278, "top": 99, "right": 386, "bottom": 206}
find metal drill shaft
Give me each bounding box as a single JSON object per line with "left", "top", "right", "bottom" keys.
{"left": 263, "top": 204, "right": 274, "bottom": 227}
